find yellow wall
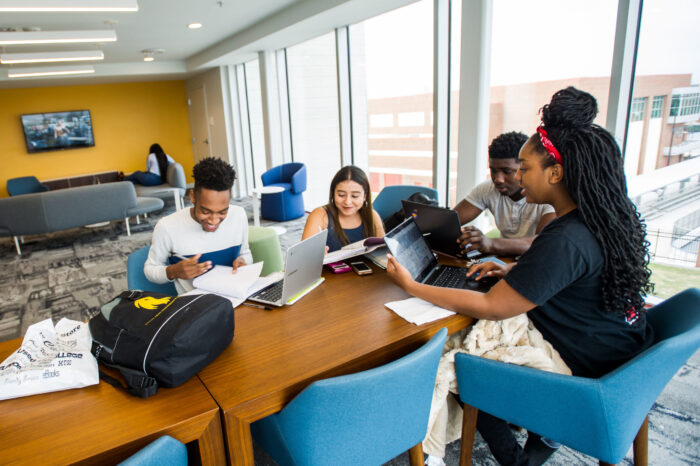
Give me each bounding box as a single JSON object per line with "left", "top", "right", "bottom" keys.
{"left": 0, "top": 80, "right": 193, "bottom": 197}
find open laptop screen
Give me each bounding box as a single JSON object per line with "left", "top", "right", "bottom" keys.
{"left": 384, "top": 218, "right": 438, "bottom": 283}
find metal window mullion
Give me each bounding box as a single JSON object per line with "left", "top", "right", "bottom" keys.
{"left": 238, "top": 64, "right": 256, "bottom": 191}
{"left": 455, "top": 0, "right": 492, "bottom": 209}
{"left": 222, "top": 65, "right": 249, "bottom": 197}
{"left": 336, "top": 26, "right": 353, "bottom": 167}
{"left": 276, "top": 49, "right": 293, "bottom": 164}
{"left": 432, "top": 0, "right": 450, "bottom": 207}
{"left": 258, "top": 50, "right": 283, "bottom": 169}
{"left": 606, "top": 0, "right": 643, "bottom": 157}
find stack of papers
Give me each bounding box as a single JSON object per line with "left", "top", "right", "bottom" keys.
{"left": 185, "top": 262, "right": 283, "bottom": 307}
{"left": 385, "top": 297, "right": 455, "bottom": 325}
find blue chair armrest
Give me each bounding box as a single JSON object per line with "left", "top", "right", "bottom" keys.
{"left": 261, "top": 166, "right": 282, "bottom": 186}
{"left": 291, "top": 164, "right": 306, "bottom": 194}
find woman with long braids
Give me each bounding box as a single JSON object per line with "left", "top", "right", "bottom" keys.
{"left": 302, "top": 165, "right": 385, "bottom": 252}
{"left": 123, "top": 143, "right": 175, "bottom": 186}
{"left": 387, "top": 87, "right": 654, "bottom": 465}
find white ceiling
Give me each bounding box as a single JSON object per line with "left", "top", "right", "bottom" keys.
{"left": 0, "top": 0, "right": 414, "bottom": 89}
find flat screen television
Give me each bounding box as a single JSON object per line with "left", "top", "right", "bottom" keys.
{"left": 20, "top": 110, "right": 95, "bottom": 153}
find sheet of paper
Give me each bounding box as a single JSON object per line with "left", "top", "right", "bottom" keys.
{"left": 193, "top": 262, "right": 263, "bottom": 299}
{"left": 385, "top": 297, "right": 455, "bottom": 325}
{"left": 186, "top": 269, "right": 285, "bottom": 307}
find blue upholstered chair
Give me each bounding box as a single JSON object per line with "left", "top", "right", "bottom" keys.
{"left": 118, "top": 435, "right": 187, "bottom": 466}
{"left": 260, "top": 162, "right": 306, "bottom": 221}
{"left": 127, "top": 245, "right": 177, "bottom": 295}
{"left": 6, "top": 176, "right": 49, "bottom": 196}
{"left": 373, "top": 185, "right": 438, "bottom": 221}
{"left": 251, "top": 328, "right": 448, "bottom": 466}
{"left": 455, "top": 288, "right": 700, "bottom": 466}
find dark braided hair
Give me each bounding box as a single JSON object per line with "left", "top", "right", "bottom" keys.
{"left": 532, "top": 87, "right": 653, "bottom": 320}
{"left": 489, "top": 131, "right": 528, "bottom": 160}
{"left": 192, "top": 157, "right": 236, "bottom": 192}
{"left": 149, "top": 143, "right": 170, "bottom": 183}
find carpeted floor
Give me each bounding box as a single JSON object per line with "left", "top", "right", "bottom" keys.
{"left": 0, "top": 197, "right": 697, "bottom": 465}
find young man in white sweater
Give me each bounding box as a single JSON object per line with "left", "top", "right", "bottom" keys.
{"left": 144, "top": 157, "right": 252, "bottom": 294}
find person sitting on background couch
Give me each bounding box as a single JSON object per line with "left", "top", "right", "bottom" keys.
{"left": 123, "top": 143, "right": 174, "bottom": 186}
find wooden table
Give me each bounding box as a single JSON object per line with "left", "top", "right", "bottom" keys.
{"left": 0, "top": 338, "right": 225, "bottom": 465}
{"left": 198, "top": 258, "right": 474, "bottom": 465}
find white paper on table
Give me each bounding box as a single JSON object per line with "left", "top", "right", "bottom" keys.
{"left": 193, "top": 262, "right": 264, "bottom": 298}
{"left": 0, "top": 318, "right": 99, "bottom": 400}
{"left": 187, "top": 264, "right": 284, "bottom": 307}
{"left": 385, "top": 297, "right": 455, "bottom": 325}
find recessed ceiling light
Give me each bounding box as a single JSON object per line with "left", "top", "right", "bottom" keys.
{"left": 8, "top": 65, "right": 95, "bottom": 78}
{"left": 0, "top": 30, "right": 117, "bottom": 45}
{"left": 188, "top": 23, "right": 202, "bottom": 29}
{"left": 0, "top": 50, "right": 104, "bottom": 64}
{"left": 143, "top": 56, "right": 154, "bottom": 62}
{"left": 0, "top": 0, "right": 138, "bottom": 12}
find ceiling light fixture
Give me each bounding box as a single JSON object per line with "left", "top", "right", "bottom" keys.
{"left": 8, "top": 65, "right": 95, "bottom": 78}
{"left": 0, "top": 30, "right": 117, "bottom": 45}
{"left": 141, "top": 48, "right": 164, "bottom": 62}
{"left": 0, "top": 50, "right": 104, "bottom": 64}
{"left": 187, "top": 23, "right": 202, "bottom": 29}
{"left": 0, "top": 0, "right": 138, "bottom": 12}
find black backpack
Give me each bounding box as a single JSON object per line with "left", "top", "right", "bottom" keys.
{"left": 89, "top": 291, "right": 234, "bottom": 398}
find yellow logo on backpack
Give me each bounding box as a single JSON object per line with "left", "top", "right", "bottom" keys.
{"left": 134, "top": 296, "right": 172, "bottom": 310}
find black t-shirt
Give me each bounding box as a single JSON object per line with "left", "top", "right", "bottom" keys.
{"left": 504, "top": 209, "right": 653, "bottom": 378}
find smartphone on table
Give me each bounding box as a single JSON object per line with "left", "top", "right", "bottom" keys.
{"left": 350, "top": 261, "right": 373, "bottom": 275}
{"left": 327, "top": 261, "right": 352, "bottom": 273}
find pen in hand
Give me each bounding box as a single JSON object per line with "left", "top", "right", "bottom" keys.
{"left": 245, "top": 302, "right": 273, "bottom": 311}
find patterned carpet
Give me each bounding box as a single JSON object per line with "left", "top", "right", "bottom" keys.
{"left": 0, "top": 197, "right": 697, "bottom": 465}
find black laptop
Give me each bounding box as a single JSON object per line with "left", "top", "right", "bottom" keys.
{"left": 400, "top": 199, "right": 479, "bottom": 258}
{"left": 384, "top": 217, "right": 498, "bottom": 292}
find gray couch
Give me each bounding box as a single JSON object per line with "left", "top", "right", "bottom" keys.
{"left": 0, "top": 181, "right": 163, "bottom": 255}
{"left": 134, "top": 162, "right": 187, "bottom": 208}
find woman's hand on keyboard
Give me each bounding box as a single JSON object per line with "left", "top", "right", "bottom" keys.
{"left": 466, "top": 261, "right": 508, "bottom": 281}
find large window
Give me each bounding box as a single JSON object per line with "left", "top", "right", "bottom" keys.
{"left": 349, "top": 0, "right": 434, "bottom": 196}
{"left": 286, "top": 33, "right": 342, "bottom": 208}
{"left": 489, "top": 0, "right": 617, "bottom": 138}
{"left": 243, "top": 59, "right": 267, "bottom": 187}
{"left": 627, "top": 0, "right": 700, "bottom": 270}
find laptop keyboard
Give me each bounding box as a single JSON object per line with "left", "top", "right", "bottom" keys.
{"left": 252, "top": 280, "right": 284, "bottom": 302}
{"left": 426, "top": 266, "right": 467, "bottom": 288}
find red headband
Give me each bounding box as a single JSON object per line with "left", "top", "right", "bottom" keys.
{"left": 537, "top": 126, "right": 562, "bottom": 164}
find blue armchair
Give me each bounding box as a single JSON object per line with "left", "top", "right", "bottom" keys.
{"left": 373, "top": 185, "right": 438, "bottom": 221}
{"left": 7, "top": 176, "right": 49, "bottom": 196}
{"left": 455, "top": 288, "right": 700, "bottom": 465}
{"left": 251, "top": 328, "right": 447, "bottom": 466}
{"left": 261, "top": 162, "right": 306, "bottom": 221}
{"left": 118, "top": 435, "right": 187, "bottom": 466}
{"left": 127, "top": 245, "right": 178, "bottom": 295}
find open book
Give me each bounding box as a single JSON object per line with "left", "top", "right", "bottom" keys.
{"left": 323, "top": 236, "right": 386, "bottom": 265}
{"left": 185, "top": 262, "right": 283, "bottom": 307}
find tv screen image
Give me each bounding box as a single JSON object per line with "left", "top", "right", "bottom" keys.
{"left": 21, "top": 110, "right": 95, "bottom": 153}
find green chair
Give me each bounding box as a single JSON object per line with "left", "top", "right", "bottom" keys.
{"left": 249, "top": 226, "right": 284, "bottom": 276}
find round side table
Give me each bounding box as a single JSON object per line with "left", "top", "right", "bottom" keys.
{"left": 251, "top": 186, "right": 287, "bottom": 235}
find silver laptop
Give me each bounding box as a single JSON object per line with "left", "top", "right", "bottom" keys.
{"left": 248, "top": 229, "right": 328, "bottom": 307}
